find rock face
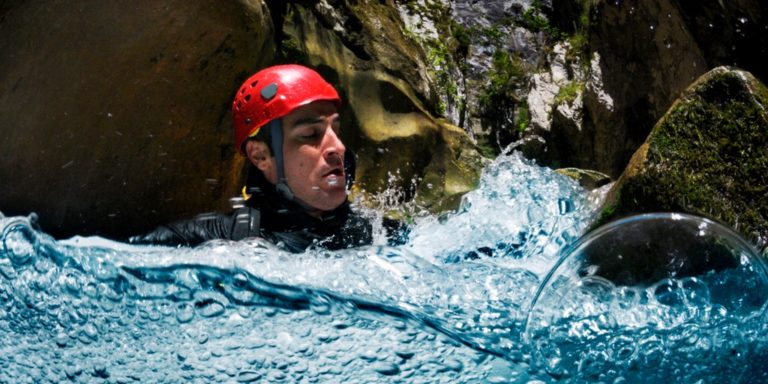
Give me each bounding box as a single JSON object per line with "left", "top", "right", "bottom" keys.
{"left": 545, "top": 0, "right": 768, "bottom": 177}
{"left": 597, "top": 67, "right": 768, "bottom": 250}
{"left": 0, "top": 0, "right": 274, "bottom": 238}
{"left": 282, "top": 1, "right": 485, "bottom": 213}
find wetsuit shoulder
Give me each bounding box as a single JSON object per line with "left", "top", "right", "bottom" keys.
{"left": 128, "top": 207, "right": 261, "bottom": 247}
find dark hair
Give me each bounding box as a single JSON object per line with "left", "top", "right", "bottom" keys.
{"left": 245, "top": 123, "right": 274, "bottom": 155}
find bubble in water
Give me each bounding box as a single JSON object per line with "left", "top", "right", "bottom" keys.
{"left": 2, "top": 222, "right": 37, "bottom": 266}
{"left": 176, "top": 303, "right": 195, "bottom": 323}
{"left": 236, "top": 370, "right": 262, "bottom": 382}
{"left": 372, "top": 361, "right": 400, "bottom": 376}
{"left": 525, "top": 213, "right": 768, "bottom": 381}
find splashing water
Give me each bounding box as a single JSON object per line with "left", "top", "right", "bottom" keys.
{"left": 1, "top": 152, "right": 766, "bottom": 383}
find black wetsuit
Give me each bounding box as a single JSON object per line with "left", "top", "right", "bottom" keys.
{"left": 129, "top": 159, "right": 405, "bottom": 252}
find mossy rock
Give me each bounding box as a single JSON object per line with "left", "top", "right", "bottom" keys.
{"left": 597, "top": 66, "right": 768, "bottom": 250}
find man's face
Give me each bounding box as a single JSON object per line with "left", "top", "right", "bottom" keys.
{"left": 280, "top": 100, "right": 347, "bottom": 213}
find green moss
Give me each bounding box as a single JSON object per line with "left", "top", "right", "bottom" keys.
{"left": 479, "top": 50, "right": 525, "bottom": 105}
{"left": 450, "top": 20, "right": 472, "bottom": 49}
{"left": 475, "top": 136, "right": 498, "bottom": 159}
{"left": 598, "top": 69, "right": 768, "bottom": 247}
{"left": 554, "top": 81, "right": 585, "bottom": 105}
{"left": 517, "top": 1, "right": 565, "bottom": 40}
{"left": 515, "top": 100, "right": 530, "bottom": 133}
{"left": 426, "top": 42, "right": 460, "bottom": 116}
{"left": 473, "top": 50, "right": 529, "bottom": 153}
{"left": 279, "top": 34, "right": 308, "bottom": 64}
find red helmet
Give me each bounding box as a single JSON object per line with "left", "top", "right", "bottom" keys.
{"left": 232, "top": 64, "right": 341, "bottom": 153}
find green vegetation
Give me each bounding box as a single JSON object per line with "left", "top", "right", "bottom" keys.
{"left": 518, "top": 1, "right": 565, "bottom": 40}
{"left": 279, "top": 34, "right": 308, "bottom": 64}
{"left": 399, "top": 1, "right": 469, "bottom": 118}
{"left": 479, "top": 50, "right": 526, "bottom": 106}
{"left": 554, "top": 81, "right": 585, "bottom": 105}
{"left": 595, "top": 68, "right": 768, "bottom": 247}
{"left": 515, "top": 100, "right": 530, "bottom": 133}
{"left": 566, "top": 0, "right": 596, "bottom": 62}
{"left": 426, "top": 41, "right": 460, "bottom": 115}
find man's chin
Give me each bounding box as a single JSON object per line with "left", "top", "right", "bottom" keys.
{"left": 303, "top": 190, "right": 347, "bottom": 212}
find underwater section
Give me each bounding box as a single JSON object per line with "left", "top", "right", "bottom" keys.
{"left": 1, "top": 152, "right": 766, "bottom": 383}
{"left": 525, "top": 213, "right": 768, "bottom": 382}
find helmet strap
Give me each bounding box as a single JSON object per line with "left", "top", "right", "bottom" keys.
{"left": 267, "top": 119, "right": 318, "bottom": 213}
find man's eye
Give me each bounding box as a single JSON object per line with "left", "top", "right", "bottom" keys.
{"left": 298, "top": 128, "right": 320, "bottom": 139}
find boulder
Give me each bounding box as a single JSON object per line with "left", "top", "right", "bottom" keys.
{"left": 596, "top": 67, "right": 768, "bottom": 250}
{"left": 282, "top": 2, "right": 485, "bottom": 214}
{"left": 576, "top": 0, "right": 708, "bottom": 176}
{"left": 0, "top": 0, "right": 274, "bottom": 238}
{"left": 554, "top": 0, "right": 767, "bottom": 177}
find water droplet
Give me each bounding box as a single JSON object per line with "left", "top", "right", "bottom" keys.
{"left": 359, "top": 350, "right": 379, "bottom": 362}
{"left": 316, "top": 332, "right": 339, "bottom": 343}
{"left": 738, "top": 17, "right": 748, "bottom": 24}
{"left": 196, "top": 298, "right": 225, "bottom": 318}
{"left": 442, "top": 358, "right": 464, "bottom": 372}
{"left": 176, "top": 303, "right": 194, "bottom": 323}
{"left": 55, "top": 333, "right": 70, "bottom": 348}
{"left": 310, "top": 295, "right": 331, "bottom": 315}
{"left": 372, "top": 362, "right": 401, "bottom": 376}
{"left": 3, "top": 223, "right": 36, "bottom": 266}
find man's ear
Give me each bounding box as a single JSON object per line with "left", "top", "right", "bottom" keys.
{"left": 245, "top": 140, "right": 272, "bottom": 172}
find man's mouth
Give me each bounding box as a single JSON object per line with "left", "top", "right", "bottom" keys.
{"left": 323, "top": 167, "right": 345, "bottom": 187}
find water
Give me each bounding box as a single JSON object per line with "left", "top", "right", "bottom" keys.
{"left": 1, "top": 151, "right": 766, "bottom": 383}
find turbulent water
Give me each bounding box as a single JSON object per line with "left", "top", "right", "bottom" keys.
{"left": 1, "top": 151, "right": 766, "bottom": 383}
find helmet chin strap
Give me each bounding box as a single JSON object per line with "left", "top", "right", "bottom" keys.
{"left": 267, "top": 119, "right": 319, "bottom": 213}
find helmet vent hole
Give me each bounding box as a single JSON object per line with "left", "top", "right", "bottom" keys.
{"left": 244, "top": 94, "right": 251, "bottom": 102}
{"left": 250, "top": 80, "right": 258, "bottom": 88}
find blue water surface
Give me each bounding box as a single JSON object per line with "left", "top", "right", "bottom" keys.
{"left": 1, "top": 152, "right": 766, "bottom": 383}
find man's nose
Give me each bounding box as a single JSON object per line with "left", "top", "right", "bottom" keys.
{"left": 322, "top": 127, "right": 345, "bottom": 163}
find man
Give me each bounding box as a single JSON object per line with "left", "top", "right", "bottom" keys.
{"left": 130, "top": 64, "right": 402, "bottom": 251}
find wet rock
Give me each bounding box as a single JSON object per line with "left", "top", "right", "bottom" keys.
{"left": 283, "top": 3, "right": 485, "bottom": 213}
{"left": 554, "top": 168, "right": 611, "bottom": 190}
{"left": 567, "top": 0, "right": 767, "bottom": 177}
{"left": 597, "top": 67, "right": 768, "bottom": 250}
{"left": 0, "top": 0, "right": 274, "bottom": 238}
{"left": 576, "top": 0, "right": 707, "bottom": 176}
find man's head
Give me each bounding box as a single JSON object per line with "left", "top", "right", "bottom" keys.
{"left": 232, "top": 65, "right": 347, "bottom": 214}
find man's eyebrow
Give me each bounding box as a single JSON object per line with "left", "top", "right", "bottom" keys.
{"left": 289, "top": 114, "right": 340, "bottom": 128}
{"left": 291, "top": 116, "right": 325, "bottom": 127}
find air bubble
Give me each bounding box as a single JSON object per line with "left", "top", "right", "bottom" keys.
{"left": 176, "top": 303, "right": 195, "bottom": 323}
{"left": 2, "top": 222, "right": 37, "bottom": 266}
